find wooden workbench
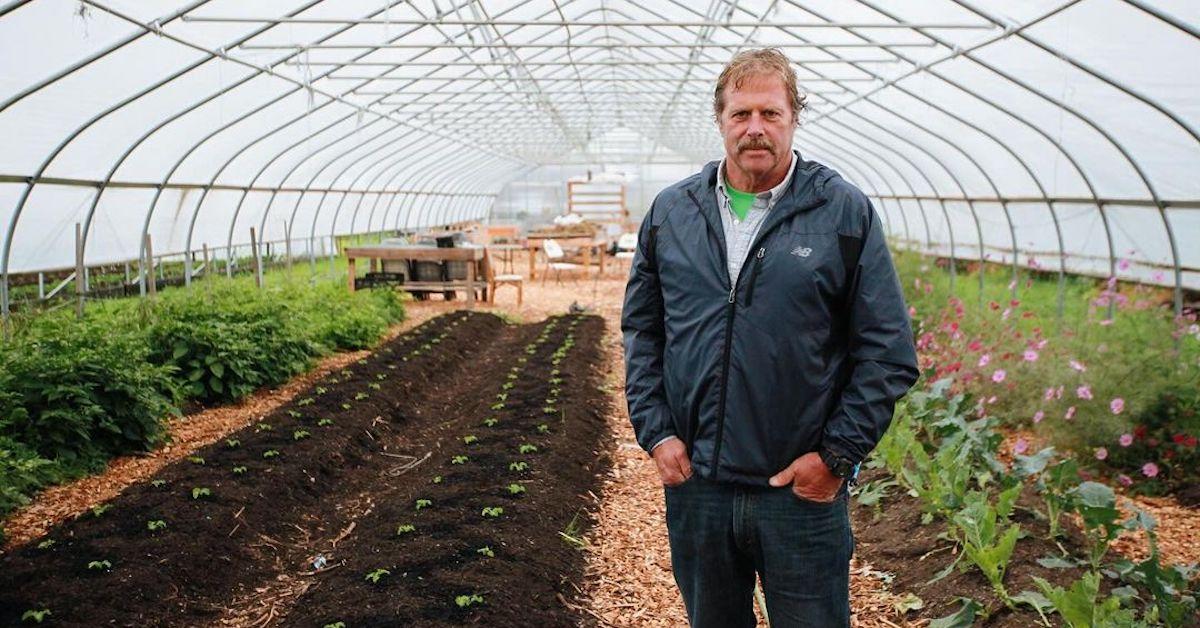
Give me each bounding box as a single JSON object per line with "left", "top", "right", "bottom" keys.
{"left": 523, "top": 235, "right": 607, "bottom": 280}
{"left": 344, "top": 245, "right": 486, "bottom": 308}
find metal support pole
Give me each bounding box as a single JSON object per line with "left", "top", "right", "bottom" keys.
{"left": 250, "top": 227, "right": 263, "bottom": 289}
{"left": 75, "top": 223, "right": 84, "bottom": 319}
{"left": 144, "top": 234, "right": 156, "bottom": 298}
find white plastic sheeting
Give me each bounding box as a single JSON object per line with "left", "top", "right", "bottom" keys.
{"left": 0, "top": 0, "right": 1197, "bottom": 313}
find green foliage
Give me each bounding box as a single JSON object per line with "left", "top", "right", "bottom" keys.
{"left": 455, "top": 593, "right": 485, "bottom": 608}
{"left": 396, "top": 523, "right": 416, "bottom": 535}
{"left": 451, "top": 455, "right": 468, "bottom": 465}
{"left": 364, "top": 568, "right": 391, "bottom": 584}
{"left": 87, "top": 560, "right": 111, "bottom": 571}
{"left": 1034, "top": 572, "right": 1143, "bottom": 627}
{"left": 508, "top": 461, "right": 528, "bottom": 472}
{"left": 146, "top": 519, "right": 167, "bottom": 531}
{"left": 518, "top": 444, "right": 538, "bottom": 454}
{"left": 0, "top": 315, "right": 178, "bottom": 469}
{"left": 476, "top": 546, "right": 494, "bottom": 558}
{"left": 20, "top": 609, "right": 50, "bottom": 623}
{"left": 481, "top": 506, "right": 504, "bottom": 518}
{"left": 415, "top": 498, "right": 432, "bottom": 510}
{"left": 0, "top": 436, "right": 60, "bottom": 517}
{"left": 951, "top": 486, "right": 1022, "bottom": 604}
{"left": 505, "top": 483, "right": 526, "bottom": 495}
{"left": 191, "top": 487, "right": 211, "bottom": 500}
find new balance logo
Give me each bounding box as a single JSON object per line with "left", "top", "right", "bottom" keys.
{"left": 790, "top": 246, "right": 813, "bottom": 258}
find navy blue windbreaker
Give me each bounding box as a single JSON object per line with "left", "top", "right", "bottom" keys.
{"left": 621, "top": 157, "right": 919, "bottom": 486}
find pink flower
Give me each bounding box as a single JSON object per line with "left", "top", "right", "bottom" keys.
{"left": 1110, "top": 398, "right": 1125, "bottom": 415}
{"left": 1095, "top": 447, "right": 1108, "bottom": 461}
{"left": 1069, "top": 359, "right": 1087, "bottom": 372}
{"left": 1118, "top": 474, "right": 1133, "bottom": 487}
{"left": 1035, "top": 339, "right": 1048, "bottom": 350}
{"left": 992, "top": 369, "right": 1007, "bottom": 383}
{"left": 1076, "top": 385, "right": 1093, "bottom": 400}
{"left": 908, "top": 306, "right": 917, "bottom": 318}
{"left": 979, "top": 354, "right": 991, "bottom": 367}
{"left": 1033, "top": 410, "right": 1045, "bottom": 424}
{"left": 1065, "top": 406, "right": 1077, "bottom": 420}
{"left": 1013, "top": 438, "right": 1029, "bottom": 455}
{"left": 1119, "top": 433, "right": 1134, "bottom": 447}
{"left": 1044, "top": 387, "right": 1056, "bottom": 401}
{"left": 1142, "top": 462, "right": 1159, "bottom": 478}
{"left": 986, "top": 395, "right": 997, "bottom": 404}
{"left": 1023, "top": 350, "right": 1039, "bottom": 362}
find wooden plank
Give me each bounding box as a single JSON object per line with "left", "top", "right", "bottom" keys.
{"left": 343, "top": 246, "right": 484, "bottom": 261}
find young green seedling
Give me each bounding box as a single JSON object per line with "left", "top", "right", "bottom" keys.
{"left": 287, "top": 410, "right": 303, "bottom": 419}
{"left": 263, "top": 449, "right": 280, "bottom": 459}
{"left": 90, "top": 504, "right": 110, "bottom": 518}
{"left": 191, "top": 487, "right": 212, "bottom": 500}
{"left": 509, "top": 461, "right": 529, "bottom": 472}
{"left": 364, "top": 568, "right": 390, "bottom": 584}
{"left": 476, "top": 546, "right": 495, "bottom": 558}
{"left": 225, "top": 438, "right": 241, "bottom": 448}
{"left": 354, "top": 392, "right": 369, "bottom": 401}
{"left": 20, "top": 609, "right": 50, "bottom": 623}
{"left": 315, "top": 386, "right": 328, "bottom": 395}
{"left": 150, "top": 479, "right": 166, "bottom": 488}
{"left": 483, "top": 417, "right": 499, "bottom": 427}
{"left": 537, "top": 424, "right": 550, "bottom": 434}
{"left": 490, "top": 402, "right": 505, "bottom": 410}
{"left": 36, "top": 539, "right": 54, "bottom": 550}
{"left": 147, "top": 520, "right": 167, "bottom": 531}
{"left": 519, "top": 444, "right": 539, "bottom": 454}
{"left": 297, "top": 397, "right": 314, "bottom": 406}
{"left": 415, "top": 499, "right": 432, "bottom": 510}
{"left": 317, "top": 418, "right": 334, "bottom": 426}
{"left": 451, "top": 455, "right": 469, "bottom": 465}
{"left": 481, "top": 506, "right": 504, "bottom": 518}
{"left": 293, "top": 429, "right": 311, "bottom": 440}
{"left": 87, "top": 560, "right": 111, "bottom": 571}
{"left": 506, "top": 483, "right": 527, "bottom": 496}
{"left": 368, "top": 382, "right": 381, "bottom": 391}
{"left": 232, "top": 466, "right": 247, "bottom": 475}
{"left": 432, "top": 475, "right": 443, "bottom": 484}
{"left": 396, "top": 523, "right": 416, "bottom": 535}
{"left": 187, "top": 456, "right": 205, "bottom": 465}
{"left": 463, "top": 435, "right": 478, "bottom": 445}
{"left": 542, "top": 406, "right": 557, "bottom": 415}
{"left": 455, "top": 593, "right": 485, "bottom": 608}
{"left": 341, "top": 403, "right": 352, "bottom": 410}
{"left": 256, "top": 423, "right": 273, "bottom": 432}
{"left": 323, "top": 622, "right": 346, "bottom": 628}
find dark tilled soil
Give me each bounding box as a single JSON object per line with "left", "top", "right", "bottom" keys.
{"left": 0, "top": 311, "right": 612, "bottom": 628}
{"left": 851, "top": 468, "right": 1117, "bottom": 626}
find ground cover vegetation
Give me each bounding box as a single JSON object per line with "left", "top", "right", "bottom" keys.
{"left": 0, "top": 276, "right": 405, "bottom": 540}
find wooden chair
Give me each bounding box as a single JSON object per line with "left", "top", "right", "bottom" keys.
{"left": 613, "top": 232, "right": 637, "bottom": 273}
{"left": 541, "top": 238, "right": 583, "bottom": 285}
{"left": 485, "top": 249, "right": 523, "bottom": 305}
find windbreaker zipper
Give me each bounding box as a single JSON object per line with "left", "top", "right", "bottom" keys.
{"left": 743, "top": 247, "right": 766, "bottom": 307}
{"left": 687, "top": 190, "right": 826, "bottom": 481}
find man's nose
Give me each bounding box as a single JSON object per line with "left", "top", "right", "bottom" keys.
{"left": 746, "top": 113, "right": 765, "bottom": 136}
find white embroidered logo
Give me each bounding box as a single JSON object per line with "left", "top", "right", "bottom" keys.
{"left": 790, "top": 245, "right": 813, "bottom": 258}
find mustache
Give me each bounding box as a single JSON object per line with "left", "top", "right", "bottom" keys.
{"left": 737, "top": 137, "right": 775, "bottom": 154}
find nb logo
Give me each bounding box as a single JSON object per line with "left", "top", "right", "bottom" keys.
{"left": 790, "top": 246, "right": 813, "bottom": 258}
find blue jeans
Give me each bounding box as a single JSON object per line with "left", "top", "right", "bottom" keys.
{"left": 664, "top": 476, "right": 854, "bottom": 628}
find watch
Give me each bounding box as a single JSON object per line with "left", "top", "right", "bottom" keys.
{"left": 819, "top": 448, "right": 856, "bottom": 479}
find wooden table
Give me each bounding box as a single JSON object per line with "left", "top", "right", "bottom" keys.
{"left": 524, "top": 236, "right": 608, "bottom": 280}
{"left": 486, "top": 243, "right": 524, "bottom": 274}
{"left": 344, "top": 246, "right": 486, "bottom": 308}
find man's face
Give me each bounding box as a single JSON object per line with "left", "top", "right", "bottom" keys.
{"left": 717, "top": 74, "right": 795, "bottom": 181}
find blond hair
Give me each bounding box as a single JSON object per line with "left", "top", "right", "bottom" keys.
{"left": 713, "top": 48, "right": 805, "bottom": 125}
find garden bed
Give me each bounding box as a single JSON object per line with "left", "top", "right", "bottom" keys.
{"left": 0, "top": 311, "right": 612, "bottom": 627}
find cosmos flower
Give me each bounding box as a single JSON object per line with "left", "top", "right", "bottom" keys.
{"left": 1119, "top": 433, "right": 1134, "bottom": 447}
{"left": 992, "top": 369, "right": 1006, "bottom": 383}
{"left": 1095, "top": 447, "right": 1108, "bottom": 461}
{"left": 1110, "top": 398, "right": 1125, "bottom": 415}
{"left": 1142, "top": 462, "right": 1159, "bottom": 478}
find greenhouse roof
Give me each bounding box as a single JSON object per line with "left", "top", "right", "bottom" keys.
{"left": 0, "top": 0, "right": 1197, "bottom": 313}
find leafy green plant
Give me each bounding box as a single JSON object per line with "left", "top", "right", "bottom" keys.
{"left": 519, "top": 444, "right": 538, "bottom": 454}
{"left": 463, "top": 435, "right": 478, "bottom": 445}
{"left": 490, "top": 402, "right": 505, "bottom": 410}
{"left": 509, "top": 461, "right": 528, "bottom": 472}
{"left": 187, "top": 455, "right": 205, "bottom": 465}
{"left": 537, "top": 424, "right": 550, "bottom": 434}
{"left": 20, "top": 609, "right": 50, "bottom": 623}
{"left": 36, "top": 539, "right": 54, "bottom": 550}
{"left": 432, "top": 475, "right": 443, "bottom": 484}
{"left": 146, "top": 519, "right": 167, "bottom": 531}
{"left": 506, "top": 483, "right": 526, "bottom": 495}
{"left": 396, "top": 524, "right": 416, "bottom": 535}
{"left": 340, "top": 403, "right": 351, "bottom": 410}
{"left": 455, "top": 593, "right": 485, "bottom": 608}
{"left": 317, "top": 418, "right": 334, "bottom": 427}
{"left": 191, "top": 487, "right": 212, "bottom": 500}
{"left": 150, "top": 479, "right": 166, "bottom": 488}
{"left": 451, "top": 455, "right": 468, "bottom": 465}
{"left": 263, "top": 449, "right": 280, "bottom": 459}
{"left": 297, "top": 397, "right": 314, "bottom": 407}
{"left": 354, "top": 392, "right": 369, "bottom": 401}
{"left": 364, "top": 568, "right": 391, "bottom": 584}
{"left": 951, "top": 486, "right": 1022, "bottom": 605}
{"left": 87, "top": 560, "right": 111, "bottom": 571}
{"left": 293, "top": 429, "right": 311, "bottom": 441}
{"left": 1108, "top": 510, "right": 1199, "bottom": 627}
{"left": 323, "top": 622, "right": 346, "bottom": 628}
{"left": 1033, "top": 572, "right": 1140, "bottom": 627}
{"left": 1071, "top": 481, "right": 1124, "bottom": 570}
{"left": 476, "top": 546, "right": 495, "bottom": 558}
{"left": 225, "top": 438, "right": 240, "bottom": 449}
{"left": 90, "top": 504, "right": 110, "bottom": 518}
{"left": 415, "top": 498, "right": 432, "bottom": 510}
{"left": 255, "top": 423, "right": 273, "bottom": 432}
{"left": 481, "top": 506, "right": 504, "bottom": 518}
{"left": 286, "top": 410, "right": 302, "bottom": 419}
{"left": 483, "top": 417, "right": 499, "bottom": 427}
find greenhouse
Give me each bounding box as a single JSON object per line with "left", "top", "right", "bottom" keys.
{"left": 0, "top": 0, "right": 1197, "bottom": 626}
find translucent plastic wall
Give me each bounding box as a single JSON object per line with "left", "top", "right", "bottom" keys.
{"left": 0, "top": 0, "right": 1196, "bottom": 319}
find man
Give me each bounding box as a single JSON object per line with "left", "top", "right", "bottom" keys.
{"left": 621, "top": 49, "right": 919, "bottom": 627}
